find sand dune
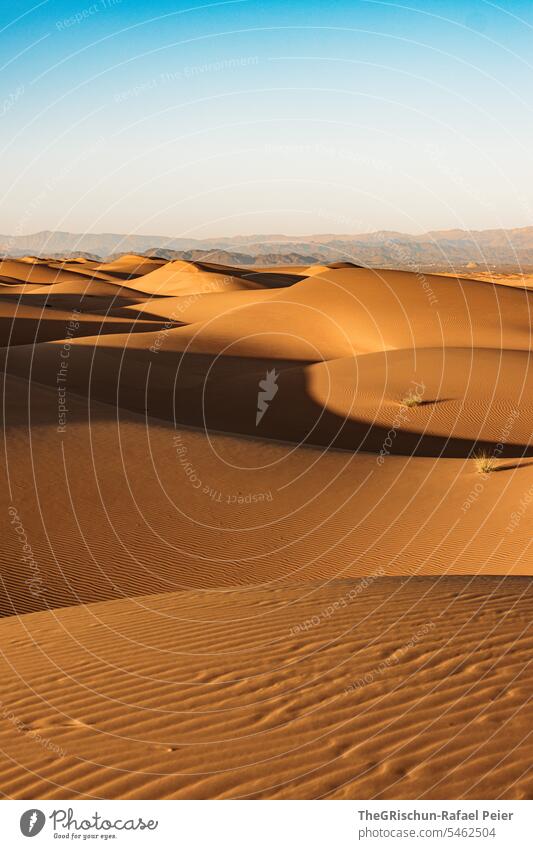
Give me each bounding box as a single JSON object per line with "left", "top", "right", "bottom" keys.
{"left": 201, "top": 347, "right": 533, "bottom": 455}
{"left": 0, "top": 258, "right": 98, "bottom": 287}
{"left": 112, "top": 259, "right": 303, "bottom": 298}
{"left": 0, "top": 578, "right": 531, "bottom": 799}
{"left": 119, "top": 288, "right": 278, "bottom": 323}
{"left": 1, "top": 360, "right": 532, "bottom": 619}
{"left": 0, "top": 299, "right": 164, "bottom": 346}
{"left": 95, "top": 253, "right": 167, "bottom": 277}
{"left": 1, "top": 256, "right": 531, "bottom": 799}
{"left": 3, "top": 265, "right": 532, "bottom": 454}
{"left": 21, "top": 279, "right": 149, "bottom": 299}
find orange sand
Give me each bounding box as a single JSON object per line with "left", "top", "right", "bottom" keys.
{"left": 0, "top": 257, "right": 531, "bottom": 799}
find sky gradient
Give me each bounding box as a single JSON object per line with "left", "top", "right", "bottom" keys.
{"left": 1, "top": 0, "right": 533, "bottom": 238}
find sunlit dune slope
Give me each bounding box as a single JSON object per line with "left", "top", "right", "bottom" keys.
{"left": 95, "top": 253, "right": 167, "bottom": 277}
{"left": 111, "top": 260, "right": 303, "bottom": 297}
{"left": 2, "top": 364, "right": 533, "bottom": 619}
{"left": 3, "top": 262, "right": 532, "bottom": 456}
{"left": 0, "top": 300, "right": 165, "bottom": 346}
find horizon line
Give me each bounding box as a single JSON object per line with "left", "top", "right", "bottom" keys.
{"left": 2, "top": 224, "right": 533, "bottom": 241}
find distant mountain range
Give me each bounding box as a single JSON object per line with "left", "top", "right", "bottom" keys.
{"left": 142, "top": 248, "right": 321, "bottom": 266}
{"left": 2, "top": 227, "right": 533, "bottom": 269}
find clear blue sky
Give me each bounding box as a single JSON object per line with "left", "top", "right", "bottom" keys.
{"left": 1, "top": 0, "right": 532, "bottom": 237}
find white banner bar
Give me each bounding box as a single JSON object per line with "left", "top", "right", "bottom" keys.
{"left": 2, "top": 799, "right": 532, "bottom": 848}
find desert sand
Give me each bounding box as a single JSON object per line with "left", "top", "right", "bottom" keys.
{"left": 0, "top": 255, "right": 532, "bottom": 799}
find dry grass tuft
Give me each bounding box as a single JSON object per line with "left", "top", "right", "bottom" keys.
{"left": 402, "top": 391, "right": 423, "bottom": 407}
{"left": 473, "top": 450, "right": 497, "bottom": 475}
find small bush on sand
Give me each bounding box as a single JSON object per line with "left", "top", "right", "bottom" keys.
{"left": 402, "top": 391, "right": 423, "bottom": 407}
{"left": 473, "top": 450, "right": 497, "bottom": 474}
